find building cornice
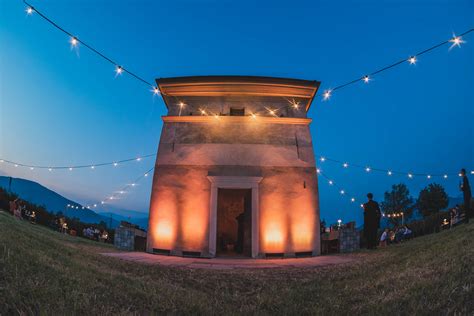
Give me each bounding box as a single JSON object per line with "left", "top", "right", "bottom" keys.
{"left": 162, "top": 115, "right": 312, "bottom": 125}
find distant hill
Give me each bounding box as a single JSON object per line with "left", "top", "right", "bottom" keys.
{"left": 0, "top": 176, "right": 148, "bottom": 229}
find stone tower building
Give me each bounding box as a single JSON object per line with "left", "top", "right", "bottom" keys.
{"left": 147, "top": 76, "right": 321, "bottom": 258}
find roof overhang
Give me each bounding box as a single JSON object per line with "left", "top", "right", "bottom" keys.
{"left": 156, "top": 76, "right": 321, "bottom": 112}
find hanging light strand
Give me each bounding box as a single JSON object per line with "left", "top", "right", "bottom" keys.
{"left": 318, "top": 156, "right": 463, "bottom": 178}
{"left": 0, "top": 153, "right": 155, "bottom": 170}
{"left": 318, "top": 169, "right": 360, "bottom": 207}
{"left": 22, "top": 0, "right": 158, "bottom": 92}
{"left": 320, "top": 28, "right": 473, "bottom": 100}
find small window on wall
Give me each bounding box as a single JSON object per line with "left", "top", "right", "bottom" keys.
{"left": 230, "top": 108, "right": 245, "bottom": 116}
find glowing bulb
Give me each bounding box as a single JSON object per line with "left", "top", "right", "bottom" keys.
{"left": 328, "top": 180, "right": 333, "bottom": 185}
{"left": 101, "top": 201, "right": 105, "bottom": 204}
{"left": 408, "top": 173, "right": 413, "bottom": 179}
{"left": 115, "top": 65, "right": 123, "bottom": 75}
{"left": 340, "top": 190, "right": 345, "bottom": 195}
{"left": 408, "top": 56, "right": 417, "bottom": 65}
{"left": 443, "top": 174, "right": 448, "bottom": 179}
{"left": 144, "top": 173, "right": 148, "bottom": 177}
{"left": 48, "top": 168, "right": 52, "bottom": 172}
{"left": 152, "top": 87, "right": 160, "bottom": 95}
{"left": 69, "top": 167, "right": 73, "bottom": 171}
{"left": 93, "top": 204, "right": 97, "bottom": 208}
{"left": 67, "top": 204, "right": 70, "bottom": 207}
{"left": 113, "top": 162, "right": 118, "bottom": 167}
{"left": 81, "top": 206, "right": 85, "bottom": 209}
{"left": 387, "top": 170, "right": 392, "bottom": 176}
{"left": 91, "top": 166, "right": 95, "bottom": 169}
{"left": 70, "top": 36, "right": 78, "bottom": 47}
{"left": 131, "top": 183, "right": 136, "bottom": 187}
{"left": 119, "top": 191, "right": 124, "bottom": 194}
{"left": 320, "top": 157, "right": 326, "bottom": 162}
{"left": 365, "top": 167, "right": 371, "bottom": 172}
{"left": 427, "top": 175, "right": 431, "bottom": 179}
{"left": 200, "top": 109, "right": 207, "bottom": 115}
{"left": 75, "top": 206, "right": 79, "bottom": 209}
{"left": 449, "top": 35, "right": 465, "bottom": 50}
{"left": 362, "top": 75, "right": 370, "bottom": 83}
{"left": 316, "top": 168, "right": 321, "bottom": 174}
{"left": 351, "top": 198, "right": 355, "bottom": 202}
{"left": 214, "top": 114, "right": 219, "bottom": 119}
{"left": 269, "top": 109, "right": 275, "bottom": 115}
{"left": 30, "top": 167, "right": 34, "bottom": 170}
{"left": 109, "top": 197, "right": 113, "bottom": 200}
{"left": 14, "top": 164, "right": 18, "bottom": 167}
{"left": 343, "top": 163, "right": 348, "bottom": 168}
{"left": 26, "top": 6, "right": 34, "bottom": 15}
{"left": 251, "top": 113, "right": 256, "bottom": 119}
{"left": 0, "top": 160, "right": 3, "bottom": 163}
{"left": 360, "top": 204, "right": 364, "bottom": 208}
{"left": 323, "top": 89, "right": 332, "bottom": 101}
{"left": 136, "top": 157, "right": 141, "bottom": 161}
{"left": 179, "top": 102, "right": 185, "bottom": 108}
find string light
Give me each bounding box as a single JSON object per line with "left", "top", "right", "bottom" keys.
{"left": 317, "top": 156, "right": 462, "bottom": 179}
{"left": 328, "top": 180, "right": 334, "bottom": 185}
{"left": 26, "top": 6, "right": 34, "bottom": 15}
{"left": 340, "top": 190, "right": 345, "bottom": 195}
{"left": 449, "top": 35, "right": 465, "bottom": 50}
{"left": 0, "top": 153, "right": 155, "bottom": 170}
{"left": 323, "top": 90, "right": 332, "bottom": 101}
{"left": 319, "top": 29, "right": 473, "bottom": 101}
{"left": 152, "top": 87, "right": 160, "bottom": 95}
{"left": 70, "top": 36, "right": 78, "bottom": 48}
{"left": 351, "top": 198, "right": 355, "bottom": 202}
{"left": 115, "top": 65, "right": 123, "bottom": 76}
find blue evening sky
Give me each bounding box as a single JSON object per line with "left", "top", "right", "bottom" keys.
{"left": 1, "top": 0, "right": 473, "bottom": 225}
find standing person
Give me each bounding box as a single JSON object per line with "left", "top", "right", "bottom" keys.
{"left": 235, "top": 212, "right": 245, "bottom": 254}
{"left": 460, "top": 168, "right": 471, "bottom": 223}
{"left": 363, "top": 193, "right": 381, "bottom": 249}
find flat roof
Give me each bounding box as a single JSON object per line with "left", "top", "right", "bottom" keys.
{"left": 156, "top": 76, "right": 321, "bottom": 112}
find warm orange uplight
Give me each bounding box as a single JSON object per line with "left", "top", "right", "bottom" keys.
{"left": 264, "top": 224, "right": 284, "bottom": 252}
{"left": 155, "top": 220, "right": 175, "bottom": 248}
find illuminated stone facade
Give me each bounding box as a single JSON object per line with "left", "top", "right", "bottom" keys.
{"left": 147, "top": 76, "right": 321, "bottom": 258}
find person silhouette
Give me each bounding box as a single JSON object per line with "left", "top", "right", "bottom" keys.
{"left": 460, "top": 168, "right": 471, "bottom": 223}
{"left": 363, "top": 193, "right": 381, "bottom": 249}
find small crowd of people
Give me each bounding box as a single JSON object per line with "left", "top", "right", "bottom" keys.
{"left": 83, "top": 226, "right": 109, "bottom": 242}
{"left": 9, "top": 198, "right": 36, "bottom": 223}
{"left": 379, "top": 225, "right": 413, "bottom": 247}
{"left": 362, "top": 168, "right": 471, "bottom": 250}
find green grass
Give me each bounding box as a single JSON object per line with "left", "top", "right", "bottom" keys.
{"left": 1, "top": 210, "right": 473, "bottom": 315}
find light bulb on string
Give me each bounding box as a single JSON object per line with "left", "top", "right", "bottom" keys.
{"left": 444, "top": 174, "right": 448, "bottom": 179}
{"left": 113, "top": 162, "right": 118, "bottom": 167}
{"left": 328, "top": 180, "right": 334, "bottom": 185}
{"left": 317, "top": 168, "right": 321, "bottom": 174}
{"left": 323, "top": 90, "right": 332, "bottom": 101}
{"left": 408, "top": 56, "right": 417, "bottom": 65}
{"left": 351, "top": 198, "right": 355, "bottom": 202}
{"left": 48, "top": 168, "right": 52, "bottom": 172}
{"left": 362, "top": 75, "right": 370, "bottom": 84}
{"left": 387, "top": 170, "right": 392, "bottom": 176}
{"left": 320, "top": 157, "right": 326, "bottom": 162}
{"left": 340, "top": 190, "right": 345, "bottom": 195}
{"left": 152, "top": 86, "right": 160, "bottom": 95}
{"left": 136, "top": 157, "right": 141, "bottom": 162}
{"left": 449, "top": 35, "right": 465, "bottom": 50}
{"left": 408, "top": 173, "right": 413, "bottom": 179}
{"left": 343, "top": 163, "right": 349, "bottom": 168}
{"left": 144, "top": 173, "right": 148, "bottom": 177}
{"left": 26, "top": 6, "right": 34, "bottom": 15}
{"left": 91, "top": 165, "right": 95, "bottom": 169}
{"left": 70, "top": 36, "right": 78, "bottom": 48}
{"left": 365, "top": 167, "right": 371, "bottom": 172}
{"left": 115, "top": 65, "right": 123, "bottom": 76}
{"left": 427, "top": 175, "right": 431, "bottom": 179}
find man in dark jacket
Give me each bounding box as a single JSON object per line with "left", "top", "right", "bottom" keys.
{"left": 460, "top": 169, "right": 472, "bottom": 223}
{"left": 363, "top": 193, "right": 381, "bottom": 249}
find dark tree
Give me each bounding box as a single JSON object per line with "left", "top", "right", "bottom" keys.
{"left": 417, "top": 183, "right": 449, "bottom": 218}
{"left": 381, "top": 183, "right": 415, "bottom": 225}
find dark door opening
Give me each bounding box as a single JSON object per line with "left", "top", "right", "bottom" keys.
{"left": 216, "top": 189, "right": 252, "bottom": 257}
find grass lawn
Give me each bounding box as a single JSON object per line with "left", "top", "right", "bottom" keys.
{"left": 0, "top": 210, "right": 473, "bottom": 314}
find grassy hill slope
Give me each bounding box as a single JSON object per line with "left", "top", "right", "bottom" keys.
{"left": 0, "top": 211, "right": 472, "bottom": 314}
